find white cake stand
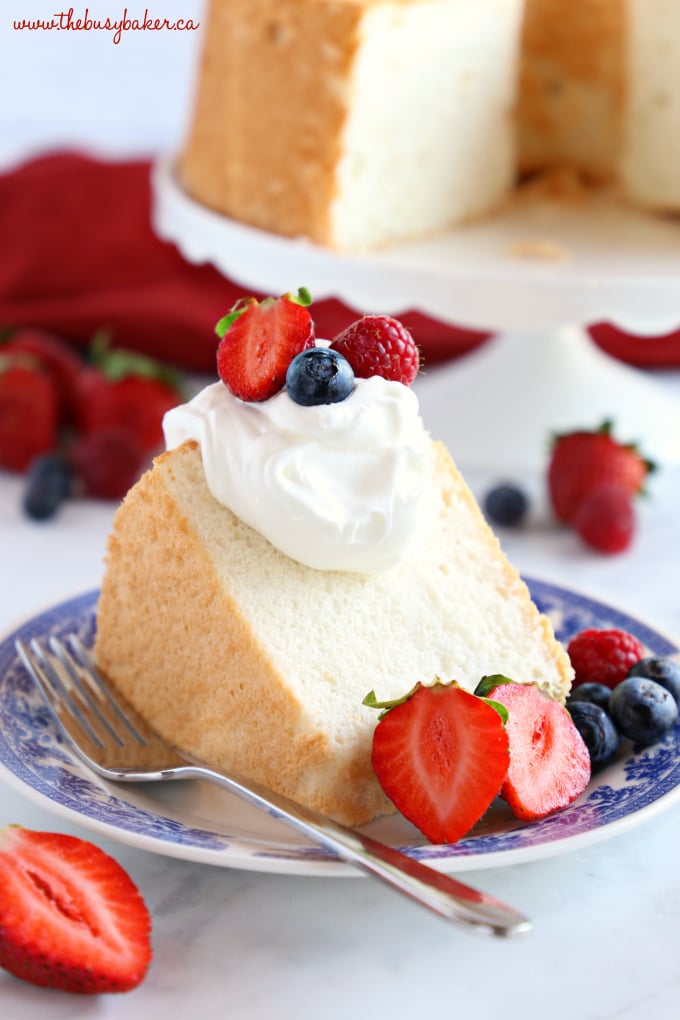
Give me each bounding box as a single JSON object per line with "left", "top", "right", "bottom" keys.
{"left": 151, "top": 157, "right": 680, "bottom": 471}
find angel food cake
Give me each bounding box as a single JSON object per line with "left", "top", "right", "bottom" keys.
{"left": 94, "top": 295, "right": 573, "bottom": 825}
{"left": 179, "top": 0, "right": 680, "bottom": 251}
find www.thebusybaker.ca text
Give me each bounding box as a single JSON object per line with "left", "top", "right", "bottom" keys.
{"left": 13, "top": 7, "right": 200, "bottom": 45}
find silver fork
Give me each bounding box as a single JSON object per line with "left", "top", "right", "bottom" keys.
{"left": 15, "top": 635, "right": 530, "bottom": 937}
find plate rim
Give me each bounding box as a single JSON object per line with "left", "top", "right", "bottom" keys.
{"left": 1, "top": 580, "right": 678, "bottom": 877}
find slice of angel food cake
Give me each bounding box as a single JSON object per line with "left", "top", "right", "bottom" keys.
{"left": 94, "top": 291, "right": 588, "bottom": 840}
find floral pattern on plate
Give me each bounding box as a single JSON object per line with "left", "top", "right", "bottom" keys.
{"left": 0, "top": 582, "right": 677, "bottom": 875}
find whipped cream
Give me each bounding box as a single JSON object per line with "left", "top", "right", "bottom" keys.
{"left": 163, "top": 376, "right": 431, "bottom": 574}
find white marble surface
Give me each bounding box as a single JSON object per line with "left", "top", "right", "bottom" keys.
{"left": 1, "top": 364, "right": 680, "bottom": 1018}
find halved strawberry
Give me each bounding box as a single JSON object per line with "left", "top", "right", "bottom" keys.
{"left": 481, "top": 679, "right": 591, "bottom": 821}
{"left": 365, "top": 681, "right": 509, "bottom": 844}
{"left": 0, "top": 826, "right": 152, "bottom": 994}
{"left": 215, "top": 288, "right": 315, "bottom": 402}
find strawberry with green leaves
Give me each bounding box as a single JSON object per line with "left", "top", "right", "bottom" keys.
{"left": 364, "top": 680, "right": 510, "bottom": 844}
{"left": 0, "top": 826, "right": 152, "bottom": 994}
{"left": 547, "top": 420, "right": 654, "bottom": 525}
{"left": 215, "top": 287, "right": 315, "bottom": 401}
{"left": 75, "top": 334, "right": 184, "bottom": 454}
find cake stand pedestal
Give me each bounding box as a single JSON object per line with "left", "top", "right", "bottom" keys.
{"left": 152, "top": 157, "right": 680, "bottom": 471}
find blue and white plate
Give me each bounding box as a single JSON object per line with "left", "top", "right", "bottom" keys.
{"left": 0, "top": 581, "right": 678, "bottom": 876}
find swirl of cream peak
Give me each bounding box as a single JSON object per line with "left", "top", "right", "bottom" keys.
{"left": 163, "top": 374, "right": 431, "bottom": 573}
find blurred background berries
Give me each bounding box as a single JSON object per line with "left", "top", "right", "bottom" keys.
{"left": 0, "top": 327, "right": 186, "bottom": 520}
{"left": 481, "top": 419, "right": 657, "bottom": 557}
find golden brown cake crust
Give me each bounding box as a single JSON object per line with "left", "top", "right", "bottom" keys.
{"left": 94, "top": 442, "right": 395, "bottom": 823}
{"left": 179, "top": 0, "right": 367, "bottom": 245}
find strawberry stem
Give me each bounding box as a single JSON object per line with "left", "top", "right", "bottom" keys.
{"left": 363, "top": 682, "right": 421, "bottom": 718}
{"left": 0, "top": 351, "right": 43, "bottom": 374}
{"left": 214, "top": 288, "right": 313, "bottom": 340}
{"left": 480, "top": 698, "right": 509, "bottom": 725}
{"left": 90, "top": 332, "right": 183, "bottom": 390}
{"left": 550, "top": 419, "right": 656, "bottom": 479}
{"left": 284, "top": 286, "right": 313, "bottom": 308}
{"left": 214, "top": 297, "right": 257, "bottom": 338}
{"left": 474, "top": 674, "right": 514, "bottom": 698}
{"left": 364, "top": 676, "right": 510, "bottom": 722}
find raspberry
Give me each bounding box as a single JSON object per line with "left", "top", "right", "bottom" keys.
{"left": 71, "top": 427, "right": 147, "bottom": 500}
{"left": 573, "top": 484, "right": 635, "bottom": 554}
{"left": 330, "top": 315, "right": 420, "bottom": 385}
{"left": 567, "top": 628, "right": 645, "bottom": 690}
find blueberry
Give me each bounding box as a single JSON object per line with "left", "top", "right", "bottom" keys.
{"left": 627, "top": 657, "right": 680, "bottom": 708}
{"left": 609, "top": 676, "right": 678, "bottom": 745}
{"left": 22, "top": 453, "right": 73, "bottom": 521}
{"left": 286, "top": 348, "right": 355, "bottom": 406}
{"left": 567, "top": 682, "right": 613, "bottom": 713}
{"left": 483, "top": 483, "right": 529, "bottom": 527}
{"left": 568, "top": 701, "right": 620, "bottom": 768}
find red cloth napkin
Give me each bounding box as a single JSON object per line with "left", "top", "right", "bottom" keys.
{"left": 1, "top": 151, "right": 679, "bottom": 371}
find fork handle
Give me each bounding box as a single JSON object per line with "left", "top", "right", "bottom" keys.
{"left": 155, "top": 764, "right": 530, "bottom": 937}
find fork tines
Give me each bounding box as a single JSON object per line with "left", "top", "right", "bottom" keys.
{"left": 16, "top": 636, "right": 144, "bottom": 754}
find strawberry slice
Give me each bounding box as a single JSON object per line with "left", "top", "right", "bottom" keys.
{"left": 215, "top": 288, "right": 315, "bottom": 402}
{"left": 481, "top": 679, "right": 591, "bottom": 820}
{"left": 365, "top": 681, "right": 510, "bottom": 844}
{"left": 0, "top": 826, "right": 152, "bottom": 994}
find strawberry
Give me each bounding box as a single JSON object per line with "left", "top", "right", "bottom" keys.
{"left": 1, "top": 328, "right": 83, "bottom": 423}
{"left": 215, "top": 288, "right": 315, "bottom": 401}
{"left": 0, "top": 353, "right": 59, "bottom": 472}
{"left": 71, "top": 426, "right": 147, "bottom": 500}
{"left": 75, "top": 335, "right": 184, "bottom": 453}
{"left": 330, "top": 314, "right": 420, "bottom": 385}
{"left": 547, "top": 420, "right": 654, "bottom": 524}
{"left": 0, "top": 826, "right": 151, "bottom": 994}
{"left": 480, "top": 679, "right": 591, "bottom": 821}
{"left": 567, "top": 628, "right": 645, "bottom": 690}
{"left": 364, "top": 680, "right": 509, "bottom": 844}
{"left": 573, "top": 483, "right": 636, "bottom": 553}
